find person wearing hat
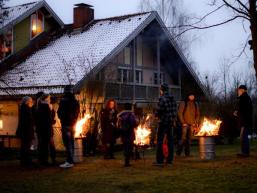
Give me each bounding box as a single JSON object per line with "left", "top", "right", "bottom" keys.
{"left": 177, "top": 93, "right": 200, "bottom": 156}
{"left": 154, "top": 83, "right": 177, "bottom": 166}
{"left": 234, "top": 85, "right": 253, "bottom": 157}
{"left": 58, "top": 86, "right": 80, "bottom": 168}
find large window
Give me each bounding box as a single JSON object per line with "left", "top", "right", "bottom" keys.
{"left": 136, "top": 70, "right": 143, "bottom": 84}
{"left": 153, "top": 72, "right": 165, "bottom": 85}
{"left": 124, "top": 45, "right": 131, "bottom": 65}
{"left": 30, "top": 11, "right": 44, "bottom": 39}
{"left": 118, "top": 68, "right": 132, "bottom": 83}
{"left": 136, "top": 36, "right": 143, "bottom": 66}
{"left": 0, "top": 29, "right": 13, "bottom": 61}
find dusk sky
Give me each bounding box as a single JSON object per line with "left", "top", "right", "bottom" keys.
{"left": 7, "top": 0, "right": 253, "bottom": 78}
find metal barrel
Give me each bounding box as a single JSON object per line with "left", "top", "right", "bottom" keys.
{"left": 199, "top": 136, "right": 216, "bottom": 160}
{"left": 74, "top": 138, "right": 83, "bottom": 163}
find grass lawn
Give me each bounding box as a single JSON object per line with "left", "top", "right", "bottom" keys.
{"left": 0, "top": 140, "right": 257, "bottom": 193}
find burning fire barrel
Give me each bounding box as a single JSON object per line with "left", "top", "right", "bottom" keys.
{"left": 73, "top": 114, "right": 91, "bottom": 163}
{"left": 195, "top": 118, "right": 222, "bottom": 160}
{"left": 198, "top": 136, "right": 216, "bottom": 160}
{"left": 74, "top": 138, "right": 83, "bottom": 163}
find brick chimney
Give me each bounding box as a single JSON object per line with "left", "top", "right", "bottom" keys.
{"left": 73, "top": 3, "right": 94, "bottom": 29}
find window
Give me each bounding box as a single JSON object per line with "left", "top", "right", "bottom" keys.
{"left": 124, "top": 45, "right": 131, "bottom": 65}
{"left": 0, "top": 29, "right": 13, "bottom": 61}
{"left": 153, "top": 72, "right": 165, "bottom": 85}
{"left": 136, "top": 36, "right": 143, "bottom": 66}
{"left": 118, "top": 68, "right": 132, "bottom": 83}
{"left": 30, "top": 11, "right": 44, "bottom": 39}
{"left": 136, "top": 70, "right": 143, "bottom": 84}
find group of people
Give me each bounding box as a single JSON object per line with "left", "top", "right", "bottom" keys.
{"left": 16, "top": 82, "right": 253, "bottom": 168}
{"left": 16, "top": 92, "right": 57, "bottom": 167}
{"left": 16, "top": 86, "right": 80, "bottom": 168}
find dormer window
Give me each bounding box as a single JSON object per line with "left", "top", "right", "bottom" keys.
{"left": 30, "top": 11, "right": 44, "bottom": 39}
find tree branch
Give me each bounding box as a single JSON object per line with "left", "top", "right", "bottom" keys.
{"left": 223, "top": 0, "right": 250, "bottom": 18}
{"left": 173, "top": 15, "right": 245, "bottom": 38}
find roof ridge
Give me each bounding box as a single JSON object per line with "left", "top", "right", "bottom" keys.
{"left": 95, "top": 11, "right": 153, "bottom": 22}
{"left": 3, "top": 1, "right": 40, "bottom": 9}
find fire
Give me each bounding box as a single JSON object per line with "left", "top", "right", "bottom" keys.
{"left": 195, "top": 118, "right": 222, "bottom": 137}
{"left": 75, "top": 114, "right": 91, "bottom": 138}
{"left": 134, "top": 125, "right": 151, "bottom": 146}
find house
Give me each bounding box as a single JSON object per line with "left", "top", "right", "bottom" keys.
{"left": 0, "top": 2, "right": 206, "bottom": 148}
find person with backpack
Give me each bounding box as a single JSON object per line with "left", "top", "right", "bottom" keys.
{"left": 154, "top": 83, "right": 177, "bottom": 166}
{"left": 100, "top": 99, "right": 118, "bottom": 159}
{"left": 58, "top": 86, "right": 80, "bottom": 168}
{"left": 177, "top": 93, "right": 200, "bottom": 156}
{"left": 117, "top": 103, "right": 138, "bottom": 167}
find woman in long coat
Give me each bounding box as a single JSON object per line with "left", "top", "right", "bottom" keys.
{"left": 100, "top": 99, "right": 118, "bottom": 159}
{"left": 16, "top": 96, "right": 34, "bottom": 166}
{"left": 36, "top": 94, "right": 52, "bottom": 165}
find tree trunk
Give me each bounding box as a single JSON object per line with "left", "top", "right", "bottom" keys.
{"left": 249, "top": 0, "right": 257, "bottom": 81}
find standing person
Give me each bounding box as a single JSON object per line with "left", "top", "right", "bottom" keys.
{"left": 117, "top": 103, "right": 138, "bottom": 167}
{"left": 16, "top": 96, "right": 34, "bottom": 167}
{"left": 49, "top": 96, "right": 57, "bottom": 164}
{"left": 234, "top": 85, "right": 253, "bottom": 157}
{"left": 100, "top": 99, "right": 118, "bottom": 159}
{"left": 36, "top": 94, "right": 52, "bottom": 166}
{"left": 58, "top": 86, "right": 80, "bottom": 168}
{"left": 177, "top": 93, "right": 200, "bottom": 156}
{"left": 154, "top": 83, "right": 177, "bottom": 166}
{"left": 32, "top": 91, "right": 44, "bottom": 155}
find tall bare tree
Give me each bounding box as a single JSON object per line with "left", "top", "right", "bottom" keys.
{"left": 172, "top": 0, "right": 257, "bottom": 80}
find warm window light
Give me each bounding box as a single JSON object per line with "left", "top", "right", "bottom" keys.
{"left": 32, "top": 24, "right": 37, "bottom": 32}
{"left": 0, "top": 120, "right": 3, "bottom": 130}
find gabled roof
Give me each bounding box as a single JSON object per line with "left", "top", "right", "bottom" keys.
{"left": 0, "top": 11, "right": 206, "bottom": 97}
{"left": 0, "top": 0, "right": 64, "bottom": 34}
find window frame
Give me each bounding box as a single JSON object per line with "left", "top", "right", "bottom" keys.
{"left": 30, "top": 10, "right": 45, "bottom": 40}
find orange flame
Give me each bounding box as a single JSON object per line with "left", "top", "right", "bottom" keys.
{"left": 134, "top": 125, "right": 151, "bottom": 146}
{"left": 75, "top": 114, "right": 91, "bottom": 138}
{"left": 195, "top": 118, "right": 222, "bottom": 137}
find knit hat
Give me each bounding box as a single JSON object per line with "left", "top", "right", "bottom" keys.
{"left": 64, "top": 85, "right": 73, "bottom": 94}
{"left": 160, "top": 83, "right": 169, "bottom": 92}
{"left": 238, "top": 85, "right": 247, "bottom": 90}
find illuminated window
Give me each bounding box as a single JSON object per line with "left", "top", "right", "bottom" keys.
{"left": 30, "top": 11, "right": 44, "bottom": 39}
{"left": 0, "top": 29, "right": 13, "bottom": 61}
{"left": 0, "top": 120, "right": 3, "bottom": 130}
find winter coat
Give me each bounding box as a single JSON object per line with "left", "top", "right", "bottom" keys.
{"left": 50, "top": 109, "right": 56, "bottom": 137}
{"left": 117, "top": 110, "right": 138, "bottom": 142}
{"left": 57, "top": 95, "right": 80, "bottom": 130}
{"left": 36, "top": 102, "right": 52, "bottom": 139}
{"left": 237, "top": 92, "right": 253, "bottom": 128}
{"left": 100, "top": 108, "right": 118, "bottom": 143}
{"left": 178, "top": 101, "right": 200, "bottom": 126}
{"left": 155, "top": 92, "right": 177, "bottom": 124}
{"left": 16, "top": 104, "right": 34, "bottom": 141}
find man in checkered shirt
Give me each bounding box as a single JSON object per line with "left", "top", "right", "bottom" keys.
{"left": 154, "top": 83, "right": 177, "bottom": 166}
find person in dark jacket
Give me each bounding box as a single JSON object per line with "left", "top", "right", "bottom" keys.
{"left": 234, "top": 85, "right": 253, "bottom": 157}
{"left": 177, "top": 93, "right": 200, "bottom": 156}
{"left": 36, "top": 94, "right": 52, "bottom": 165}
{"left": 32, "top": 91, "right": 44, "bottom": 160}
{"left": 16, "top": 96, "right": 34, "bottom": 167}
{"left": 154, "top": 83, "right": 177, "bottom": 166}
{"left": 100, "top": 99, "right": 118, "bottom": 159}
{"left": 49, "top": 96, "right": 57, "bottom": 164}
{"left": 117, "top": 103, "right": 138, "bottom": 167}
{"left": 58, "top": 86, "right": 80, "bottom": 168}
